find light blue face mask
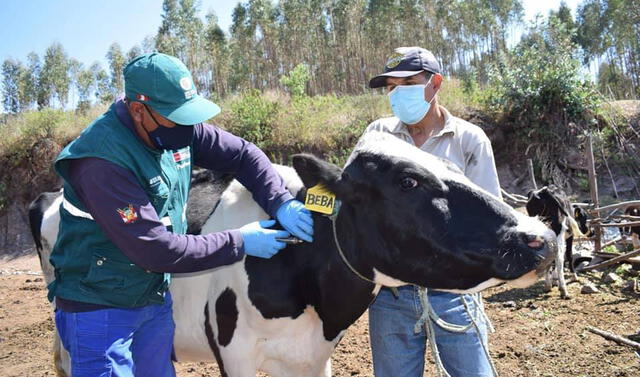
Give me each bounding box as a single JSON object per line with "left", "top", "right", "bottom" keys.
{"left": 388, "top": 81, "right": 435, "bottom": 125}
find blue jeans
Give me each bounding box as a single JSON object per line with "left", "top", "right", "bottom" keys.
{"left": 54, "top": 293, "right": 176, "bottom": 377}
{"left": 369, "top": 286, "right": 493, "bottom": 377}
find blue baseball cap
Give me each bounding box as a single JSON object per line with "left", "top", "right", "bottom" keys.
{"left": 369, "top": 47, "right": 441, "bottom": 88}
{"left": 124, "top": 53, "right": 221, "bottom": 125}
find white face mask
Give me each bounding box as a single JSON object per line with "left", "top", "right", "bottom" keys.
{"left": 387, "top": 77, "right": 437, "bottom": 125}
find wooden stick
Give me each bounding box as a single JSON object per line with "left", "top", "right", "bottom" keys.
{"left": 586, "top": 326, "right": 640, "bottom": 351}
{"left": 601, "top": 237, "right": 622, "bottom": 248}
{"left": 501, "top": 189, "right": 527, "bottom": 206}
{"left": 580, "top": 248, "right": 640, "bottom": 271}
{"left": 599, "top": 221, "right": 640, "bottom": 228}
{"left": 590, "top": 200, "right": 640, "bottom": 213}
{"left": 586, "top": 135, "right": 602, "bottom": 254}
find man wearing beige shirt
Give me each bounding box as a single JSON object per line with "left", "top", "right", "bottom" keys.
{"left": 364, "top": 47, "right": 500, "bottom": 377}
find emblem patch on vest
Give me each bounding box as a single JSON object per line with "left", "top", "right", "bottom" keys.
{"left": 173, "top": 149, "right": 190, "bottom": 162}
{"left": 117, "top": 204, "right": 138, "bottom": 224}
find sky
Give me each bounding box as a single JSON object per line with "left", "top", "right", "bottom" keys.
{"left": 0, "top": 0, "right": 581, "bottom": 70}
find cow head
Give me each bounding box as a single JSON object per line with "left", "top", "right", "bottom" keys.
{"left": 292, "top": 132, "right": 556, "bottom": 294}
{"left": 573, "top": 206, "right": 591, "bottom": 236}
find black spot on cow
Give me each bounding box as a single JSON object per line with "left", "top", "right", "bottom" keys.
{"left": 204, "top": 302, "right": 228, "bottom": 377}
{"left": 215, "top": 288, "right": 238, "bottom": 347}
{"left": 186, "top": 170, "right": 233, "bottom": 235}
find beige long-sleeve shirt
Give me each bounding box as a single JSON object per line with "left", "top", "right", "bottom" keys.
{"left": 361, "top": 107, "right": 502, "bottom": 199}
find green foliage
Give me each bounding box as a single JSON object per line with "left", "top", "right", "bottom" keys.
{"left": 215, "top": 90, "right": 390, "bottom": 165}
{"left": 279, "top": 64, "right": 310, "bottom": 99}
{"left": 576, "top": 0, "right": 639, "bottom": 98}
{"left": 224, "top": 89, "right": 280, "bottom": 149}
{"left": 597, "top": 62, "right": 635, "bottom": 99}
{"left": 483, "top": 19, "right": 605, "bottom": 187}
{"left": 486, "top": 21, "right": 601, "bottom": 124}
{"left": 0, "top": 106, "right": 106, "bottom": 161}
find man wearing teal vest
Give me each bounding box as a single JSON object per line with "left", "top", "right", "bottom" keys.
{"left": 49, "top": 53, "right": 313, "bottom": 376}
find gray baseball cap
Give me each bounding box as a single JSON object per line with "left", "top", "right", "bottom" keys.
{"left": 369, "top": 47, "right": 441, "bottom": 88}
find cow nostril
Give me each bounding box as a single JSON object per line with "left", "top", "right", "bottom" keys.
{"left": 523, "top": 234, "right": 545, "bottom": 250}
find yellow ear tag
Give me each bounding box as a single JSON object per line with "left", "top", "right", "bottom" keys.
{"left": 304, "top": 184, "right": 336, "bottom": 215}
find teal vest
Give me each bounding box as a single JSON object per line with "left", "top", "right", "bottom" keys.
{"left": 48, "top": 103, "right": 192, "bottom": 308}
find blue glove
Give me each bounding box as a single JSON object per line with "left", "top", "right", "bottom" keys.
{"left": 275, "top": 199, "right": 314, "bottom": 242}
{"left": 239, "top": 220, "right": 290, "bottom": 258}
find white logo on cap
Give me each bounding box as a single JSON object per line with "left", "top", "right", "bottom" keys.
{"left": 180, "top": 77, "right": 192, "bottom": 91}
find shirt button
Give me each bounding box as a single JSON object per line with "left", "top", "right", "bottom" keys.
{"left": 97, "top": 260, "right": 103, "bottom": 266}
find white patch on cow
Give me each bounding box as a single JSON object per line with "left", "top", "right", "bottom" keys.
{"left": 441, "top": 277, "right": 507, "bottom": 294}
{"left": 506, "top": 270, "right": 539, "bottom": 289}
{"left": 373, "top": 268, "right": 409, "bottom": 287}
{"left": 513, "top": 210, "right": 557, "bottom": 243}
{"left": 40, "top": 194, "right": 62, "bottom": 285}
{"left": 545, "top": 221, "right": 568, "bottom": 296}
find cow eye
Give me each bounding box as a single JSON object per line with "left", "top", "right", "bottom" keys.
{"left": 400, "top": 177, "right": 418, "bottom": 190}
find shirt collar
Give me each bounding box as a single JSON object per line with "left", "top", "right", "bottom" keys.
{"left": 391, "top": 106, "right": 456, "bottom": 138}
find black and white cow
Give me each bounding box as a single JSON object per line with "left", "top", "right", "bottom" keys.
{"left": 572, "top": 205, "right": 592, "bottom": 237}
{"left": 526, "top": 186, "right": 584, "bottom": 298}
{"left": 31, "top": 132, "right": 556, "bottom": 377}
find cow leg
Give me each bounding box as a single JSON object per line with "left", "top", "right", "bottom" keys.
{"left": 544, "top": 265, "right": 553, "bottom": 292}
{"left": 556, "top": 235, "right": 569, "bottom": 299}
{"left": 52, "top": 329, "right": 71, "bottom": 377}
{"left": 565, "top": 235, "right": 579, "bottom": 283}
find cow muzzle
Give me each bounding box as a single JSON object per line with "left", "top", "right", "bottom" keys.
{"left": 506, "top": 228, "right": 557, "bottom": 288}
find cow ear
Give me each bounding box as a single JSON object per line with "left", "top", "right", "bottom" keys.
{"left": 292, "top": 154, "right": 362, "bottom": 202}
{"left": 292, "top": 154, "right": 342, "bottom": 190}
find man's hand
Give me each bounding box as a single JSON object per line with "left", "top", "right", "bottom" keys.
{"left": 239, "top": 220, "right": 290, "bottom": 258}
{"left": 276, "top": 200, "right": 314, "bottom": 242}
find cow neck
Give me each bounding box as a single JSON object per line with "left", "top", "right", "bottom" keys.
{"left": 330, "top": 211, "right": 377, "bottom": 285}
{"left": 311, "top": 210, "right": 379, "bottom": 340}
{"left": 327, "top": 205, "right": 379, "bottom": 286}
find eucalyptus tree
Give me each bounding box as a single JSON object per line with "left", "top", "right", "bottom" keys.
{"left": 1, "top": 58, "right": 22, "bottom": 114}
{"left": 203, "top": 11, "right": 230, "bottom": 96}
{"left": 41, "top": 42, "right": 71, "bottom": 108}
{"left": 75, "top": 62, "right": 98, "bottom": 112}
{"left": 157, "top": 0, "right": 182, "bottom": 57}
{"left": 126, "top": 45, "right": 143, "bottom": 63}
{"left": 106, "top": 43, "right": 126, "bottom": 98}
{"left": 19, "top": 52, "right": 42, "bottom": 110}
{"left": 90, "top": 62, "right": 112, "bottom": 105}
